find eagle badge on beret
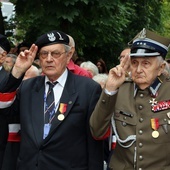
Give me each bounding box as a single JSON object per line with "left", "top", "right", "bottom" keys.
{"left": 47, "top": 33, "right": 56, "bottom": 42}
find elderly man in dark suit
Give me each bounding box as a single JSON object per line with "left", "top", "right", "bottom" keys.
{"left": 0, "top": 30, "right": 103, "bottom": 170}
{"left": 0, "top": 34, "right": 11, "bottom": 168}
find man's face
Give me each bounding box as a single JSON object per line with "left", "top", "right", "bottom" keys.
{"left": 119, "top": 49, "right": 131, "bottom": 62}
{"left": 0, "top": 51, "right": 6, "bottom": 66}
{"left": 130, "top": 57, "right": 164, "bottom": 89}
{"left": 39, "top": 44, "right": 71, "bottom": 81}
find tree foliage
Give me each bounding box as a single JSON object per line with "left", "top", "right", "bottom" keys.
{"left": 7, "top": 0, "right": 168, "bottom": 67}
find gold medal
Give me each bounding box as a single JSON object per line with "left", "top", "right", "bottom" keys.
{"left": 58, "top": 114, "right": 65, "bottom": 121}
{"left": 152, "top": 130, "right": 159, "bottom": 138}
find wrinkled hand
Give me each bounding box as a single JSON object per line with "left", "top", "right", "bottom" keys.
{"left": 12, "top": 44, "right": 38, "bottom": 78}
{"left": 105, "top": 54, "right": 130, "bottom": 92}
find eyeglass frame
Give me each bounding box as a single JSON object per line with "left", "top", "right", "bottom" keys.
{"left": 38, "top": 50, "right": 67, "bottom": 59}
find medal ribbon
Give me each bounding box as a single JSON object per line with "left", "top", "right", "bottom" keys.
{"left": 151, "top": 118, "right": 159, "bottom": 130}
{"left": 59, "top": 103, "right": 67, "bottom": 114}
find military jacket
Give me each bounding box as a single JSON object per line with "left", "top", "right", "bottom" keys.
{"left": 90, "top": 74, "right": 170, "bottom": 170}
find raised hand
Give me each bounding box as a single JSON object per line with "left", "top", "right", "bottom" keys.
{"left": 105, "top": 54, "right": 130, "bottom": 92}
{"left": 12, "top": 44, "right": 38, "bottom": 78}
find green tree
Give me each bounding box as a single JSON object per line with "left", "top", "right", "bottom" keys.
{"left": 0, "top": 2, "right": 5, "bottom": 35}
{"left": 9, "top": 0, "right": 167, "bottom": 67}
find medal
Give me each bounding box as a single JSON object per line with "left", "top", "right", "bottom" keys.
{"left": 152, "top": 130, "right": 159, "bottom": 138}
{"left": 58, "top": 114, "right": 65, "bottom": 121}
{"left": 149, "top": 98, "right": 157, "bottom": 106}
{"left": 151, "top": 118, "right": 160, "bottom": 138}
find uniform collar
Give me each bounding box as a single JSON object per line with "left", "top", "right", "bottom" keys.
{"left": 134, "top": 76, "right": 163, "bottom": 97}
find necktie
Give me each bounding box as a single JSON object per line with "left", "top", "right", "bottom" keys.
{"left": 43, "top": 81, "right": 57, "bottom": 139}
{"left": 45, "top": 81, "right": 57, "bottom": 123}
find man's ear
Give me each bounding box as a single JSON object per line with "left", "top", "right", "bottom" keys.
{"left": 158, "top": 61, "right": 166, "bottom": 76}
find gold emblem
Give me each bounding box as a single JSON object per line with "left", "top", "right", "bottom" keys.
{"left": 152, "top": 130, "right": 159, "bottom": 138}
{"left": 58, "top": 114, "right": 65, "bottom": 121}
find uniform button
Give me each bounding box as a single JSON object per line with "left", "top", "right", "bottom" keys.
{"left": 139, "top": 155, "right": 143, "bottom": 160}
{"left": 139, "top": 118, "right": 144, "bottom": 122}
{"left": 139, "top": 168, "right": 142, "bottom": 170}
{"left": 139, "top": 143, "right": 143, "bottom": 147}
{"left": 138, "top": 105, "right": 143, "bottom": 110}
{"left": 123, "top": 116, "right": 127, "bottom": 120}
{"left": 102, "top": 100, "right": 106, "bottom": 103}
{"left": 122, "top": 122, "right": 127, "bottom": 126}
{"left": 139, "top": 130, "right": 143, "bottom": 135}
{"left": 140, "top": 93, "right": 144, "bottom": 98}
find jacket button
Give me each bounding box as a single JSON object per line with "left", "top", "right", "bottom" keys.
{"left": 138, "top": 105, "right": 143, "bottom": 110}
{"left": 139, "top": 118, "right": 144, "bottom": 122}
{"left": 139, "top": 130, "right": 143, "bottom": 135}
{"left": 102, "top": 99, "right": 106, "bottom": 103}
{"left": 139, "top": 143, "right": 143, "bottom": 147}
{"left": 140, "top": 93, "right": 144, "bottom": 98}
{"left": 139, "top": 155, "right": 143, "bottom": 160}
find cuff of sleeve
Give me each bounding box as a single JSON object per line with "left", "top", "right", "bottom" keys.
{"left": 104, "top": 89, "right": 118, "bottom": 96}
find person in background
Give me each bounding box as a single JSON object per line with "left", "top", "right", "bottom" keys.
{"left": 3, "top": 53, "right": 17, "bottom": 72}
{"left": 0, "top": 30, "right": 103, "bottom": 170}
{"left": 67, "top": 35, "right": 92, "bottom": 78}
{"left": 92, "top": 73, "right": 108, "bottom": 89}
{"left": 16, "top": 41, "right": 30, "bottom": 55}
{"left": 118, "top": 47, "right": 131, "bottom": 81}
{"left": 2, "top": 64, "right": 40, "bottom": 170}
{"left": 80, "top": 61, "right": 99, "bottom": 77}
{"left": 90, "top": 28, "right": 170, "bottom": 170}
{"left": 96, "top": 58, "right": 108, "bottom": 74}
{"left": 0, "top": 34, "right": 11, "bottom": 169}
{"left": 75, "top": 57, "right": 86, "bottom": 66}
{"left": 23, "top": 65, "right": 40, "bottom": 80}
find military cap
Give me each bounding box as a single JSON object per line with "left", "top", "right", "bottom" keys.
{"left": 129, "top": 28, "right": 170, "bottom": 59}
{"left": 35, "top": 30, "right": 69, "bottom": 51}
{"left": 0, "top": 34, "right": 11, "bottom": 53}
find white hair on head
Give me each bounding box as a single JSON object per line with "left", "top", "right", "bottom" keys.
{"left": 67, "top": 35, "right": 75, "bottom": 48}
{"left": 92, "top": 73, "right": 108, "bottom": 84}
{"left": 80, "top": 61, "right": 99, "bottom": 76}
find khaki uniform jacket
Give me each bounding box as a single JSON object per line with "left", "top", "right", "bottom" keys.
{"left": 90, "top": 74, "right": 170, "bottom": 170}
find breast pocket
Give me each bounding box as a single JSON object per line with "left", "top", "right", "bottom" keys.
{"left": 114, "top": 110, "right": 136, "bottom": 139}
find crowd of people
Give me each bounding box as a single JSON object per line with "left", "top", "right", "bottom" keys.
{"left": 0, "top": 28, "right": 170, "bottom": 170}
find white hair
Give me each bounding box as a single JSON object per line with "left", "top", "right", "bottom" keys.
{"left": 93, "top": 73, "right": 108, "bottom": 84}
{"left": 80, "top": 61, "right": 99, "bottom": 76}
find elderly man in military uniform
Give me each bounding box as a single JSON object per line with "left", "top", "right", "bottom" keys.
{"left": 90, "top": 28, "right": 170, "bottom": 170}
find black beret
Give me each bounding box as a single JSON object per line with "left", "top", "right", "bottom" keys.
{"left": 0, "top": 34, "right": 11, "bottom": 53}
{"left": 35, "top": 30, "right": 69, "bottom": 51}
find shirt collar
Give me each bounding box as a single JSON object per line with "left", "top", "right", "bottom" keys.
{"left": 134, "top": 76, "right": 162, "bottom": 97}
{"left": 45, "top": 69, "right": 68, "bottom": 88}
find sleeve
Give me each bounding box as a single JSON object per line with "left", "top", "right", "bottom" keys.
{"left": 89, "top": 90, "right": 117, "bottom": 139}
{"left": 0, "top": 73, "right": 23, "bottom": 108}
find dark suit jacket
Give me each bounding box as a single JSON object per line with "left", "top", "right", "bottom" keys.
{"left": 0, "top": 67, "right": 10, "bottom": 169}
{"left": 3, "top": 70, "right": 103, "bottom": 170}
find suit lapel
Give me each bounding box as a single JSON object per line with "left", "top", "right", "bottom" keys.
{"left": 31, "top": 76, "right": 45, "bottom": 146}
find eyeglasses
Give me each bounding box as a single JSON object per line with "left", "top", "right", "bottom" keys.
{"left": 38, "top": 50, "right": 66, "bottom": 59}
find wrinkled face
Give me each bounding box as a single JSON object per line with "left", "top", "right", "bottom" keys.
{"left": 39, "top": 44, "right": 72, "bottom": 81}
{"left": 130, "top": 57, "right": 165, "bottom": 89}
{"left": 0, "top": 51, "right": 6, "bottom": 65}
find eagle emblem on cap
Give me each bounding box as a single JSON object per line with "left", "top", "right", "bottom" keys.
{"left": 138, "top": 28, "right": 147, "bottom": 39}
{"left": 47, "top": 33, "right": 56, "bottom": 42}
